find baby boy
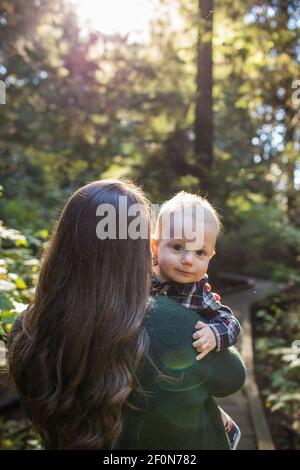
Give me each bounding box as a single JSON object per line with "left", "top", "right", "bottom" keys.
{"left": 151, "top": 191, "right": 242, "bottom": 449}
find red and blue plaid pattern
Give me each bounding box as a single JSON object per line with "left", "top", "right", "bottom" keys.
{"left": 151, "top": 274, "right": 241, "bottom": 352}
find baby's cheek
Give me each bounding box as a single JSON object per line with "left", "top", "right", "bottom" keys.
{"left": 158, "top": 251, "right": 172, "bottom": 269}
{"left": 163, "top": 253, "right": 173, "bottom": 266}
{"left": 161, "top": 253, "right": 174, "bottom": 269}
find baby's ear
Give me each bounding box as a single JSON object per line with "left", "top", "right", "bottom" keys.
{"left": 151, "top": 238, "right": 158, "bottom": 255}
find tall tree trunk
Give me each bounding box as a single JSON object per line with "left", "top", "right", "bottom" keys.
{"left": 194, "top": 0, "right": 213, "bottom": 196}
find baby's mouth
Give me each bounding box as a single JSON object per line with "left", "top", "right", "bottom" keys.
{"left": 176, "top": 269, "right": 194, "bottom": 276}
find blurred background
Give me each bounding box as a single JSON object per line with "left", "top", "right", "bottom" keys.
{"left": 0, "top": 0, "right": 299, "bottom": 450}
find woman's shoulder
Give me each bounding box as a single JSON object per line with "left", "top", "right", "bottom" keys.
{"left": 146, "top": 295, "right": 201, "bottom": 329}
{"left": 144, "top": 296, "right": 202, "bottom": 355}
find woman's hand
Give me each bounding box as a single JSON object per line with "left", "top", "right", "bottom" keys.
{"left": 192, "top": 321, "right": 217, "bottom": 361}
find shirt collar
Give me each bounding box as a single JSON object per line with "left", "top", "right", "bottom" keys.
{"left": 151, "top": 273, "right": 207, "bottom": 294}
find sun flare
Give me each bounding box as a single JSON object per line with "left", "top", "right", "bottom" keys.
{"left": 74, "top": 0, "right": 156, "bottom": 38}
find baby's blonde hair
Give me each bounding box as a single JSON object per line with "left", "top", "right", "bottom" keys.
{"left": 153, "top": 191, "right": 223, "bottom": 240}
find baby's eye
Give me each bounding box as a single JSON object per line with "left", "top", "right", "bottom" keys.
{"left": 195, "top": 249, "right": 205, "bottom": 256}
{"left": 173, "top": 244, "right": 184, "bottom": 252}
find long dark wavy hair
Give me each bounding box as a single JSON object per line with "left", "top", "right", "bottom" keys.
{"left": 8, "top": 179, "right": 153, "bottom": 449}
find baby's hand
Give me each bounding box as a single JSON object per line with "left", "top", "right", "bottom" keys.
{"left": 192, "top": 321, "right": 217, "bottom": 361}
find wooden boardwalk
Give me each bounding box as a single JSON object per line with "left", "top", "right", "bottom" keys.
{"left": 217, "top": 276, "right": 281, "bottom": 450}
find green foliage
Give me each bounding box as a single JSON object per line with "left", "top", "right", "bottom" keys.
{"left": 0, "top": 418, "right": 43, "bottom": 450}
{"left": 253, "top": 292, "right": 300, "bottom": 448}
{"left": 1, "top": 0, "right": 299, "bottom": 232}
{"left": 0, "top": 216, "right": 45, "bottom": 450}
{"left": 0, "top": 219, "right": 44, "bottom": 343}
{"left": 218, "top": 198, "right": 300, "bottom": 281}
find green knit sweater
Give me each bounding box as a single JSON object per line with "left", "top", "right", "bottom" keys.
{"left": 116, "top": 296, "right": 246, "bottom": 450}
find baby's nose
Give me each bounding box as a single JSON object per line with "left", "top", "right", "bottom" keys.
{"left": 181, "top": 251, "right": 193, "bottom": 265}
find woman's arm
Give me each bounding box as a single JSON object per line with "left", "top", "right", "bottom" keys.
{"left": 203, "top": 346, "right": 246, "bottom": 397}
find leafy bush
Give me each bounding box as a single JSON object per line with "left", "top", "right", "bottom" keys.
{"left": 0, "top": 218, "right": 46, "bottom": 450}
{"left": 0, "top": 220, "right": 46, "bottom": 343}
{"left": 218, "top": 197, "right": 300, "bottom": 282}
{"left": 0, "top": 418, "right": 43, "bottom": 450}
{"left": 253, "top": 291, "right": 300, "bottom": 449}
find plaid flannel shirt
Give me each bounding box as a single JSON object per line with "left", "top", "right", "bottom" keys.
{"left": 151, "top": 273, "right": 241, "bottom": 352}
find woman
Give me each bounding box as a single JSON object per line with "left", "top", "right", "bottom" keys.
{"left": 8, "top": 179, "right": 245, "bottom": 450}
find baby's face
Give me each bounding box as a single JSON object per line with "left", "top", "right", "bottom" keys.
{"left": 153, "top": 214, "right": 218, "bottom": 284}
